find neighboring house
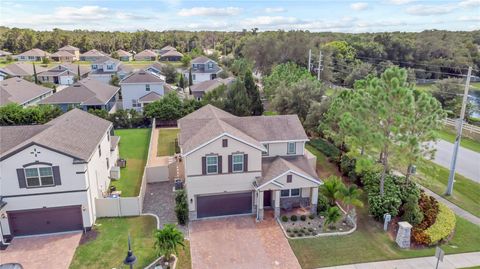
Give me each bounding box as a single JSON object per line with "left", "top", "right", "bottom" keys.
{"left": 145, "top": 62, "right": 167, "bottom": 81}
{"left": 134, "top": 49, "right": 157, "bottom": 61}
{"left": 80, "top": 49, "right": 107, "bottom": 62}
{"left": 0, "top": 62, "right": 47, "bottom": 81}
{"left": 0, "top": 109, "right": 120, "bottom": 239}
{"left": 190, "top": 77, "right": 234, "bottom": 100}
{"left": 158, "top": 46, "right": 183, "bottom": 61}
{"left": 50, "top": 50, "right": 76, "bottom": 62}
{"left": 186, "top": 56, "right": 223, "bottom": 85}
{"left": 120, "top": 70, "right": 165, "bottom": 111}
{"left": 16, "top": 48, "right": 50, "bottom": 62}
{"left": 38, "top": 64, "right": 90, "bottom": 85}
{"left": 115, "top": 49, "right": 133, "bottom": 61}
{"left": 158, "top": 45, "right": 177, "bottom": 55}
{"left": 178, "top": 105, "right": 321, "bottom": 221}
{"left": 0, "top": 77, "right": 53, "bottom": 107}
{"left": 0, "top": 49, "right": 12, "bottom": 59}
{"left": 58, "top": 45, "right": 80, "bottom": 61}
{"left": 89, "top": 56, "right": 133, "bottom": 84}
{"left": 39, "top": 77, "right": 120, "bottom": 112}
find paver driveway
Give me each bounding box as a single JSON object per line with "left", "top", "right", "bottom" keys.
{"left": 189, "top": 215, "right": 301, "bottom": 269}
{"left": 0, "top": 232, "right": 82, "bottom": 269}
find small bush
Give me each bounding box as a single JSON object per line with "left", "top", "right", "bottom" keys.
{"left": 293, "top": 228, "right": 299, "bottom": 233}
{"left": 308, "top": 214, "right": 315, "bottom": 219}
{"left": 402, "top": 194, "right": 424, "bottom": 226}
{"left": 174, "top": 190, "right": 189, "bottom": 225}
{"left": 290, "top": 233, "right": 296, "bottom": 237}
{"left": 424, "top": 203, "right": 456, "bottom": 245}
{"left": 290, "top": 215, "right": 298, "bottom": 222}
{"left": 308, "top": 139, "right": 340, "bottom": 162}
{"left": 308, "top": 227, "right": 314, "bottom": 232}
{"left": 317, "top": 194, "right": 330, "bottom": 214}
{"left": 298, "top": 233, "right": 304, "bottom": 237}
{"left": 300, "top": 215, "right": 307, "bottom": 221}
{"left": 281, "top": 215, "right": 289, "bottom": 222}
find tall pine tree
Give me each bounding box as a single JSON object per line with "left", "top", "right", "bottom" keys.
{"left": 244, "top": 69, "right": 264, "bottom": 116}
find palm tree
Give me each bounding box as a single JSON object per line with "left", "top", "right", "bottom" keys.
{"left": 324, "top": 206, "right": 342, "bottom": 230}
{"left": 154, "top": 224, "right": 185, "bottom": 261}
{"left": 319, "top": 176, "right": 345, "bottom": 206}
{"left": 337, "top": 185, "right": 364, "bottom": 215}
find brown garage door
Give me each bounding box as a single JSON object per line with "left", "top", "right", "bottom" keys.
{"left": 8, "top": 206, "right": 83, "bottom": 236}
{"left": 197, "top": 192, "right": 252, "bottom": 218}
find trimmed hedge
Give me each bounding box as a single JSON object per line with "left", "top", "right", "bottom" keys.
{"left": 424, "top": 203, "right": 456, "bottom": 245}
{"left": 308, "top": 139, "right": 341, "bottom": 161}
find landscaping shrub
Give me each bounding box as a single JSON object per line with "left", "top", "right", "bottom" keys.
{"left": 340, "top": 155, "right": 358, "bottom": 182}
{"left": 290, "top": 215, "right": 298, "bottom": 221}
{"left": 308, "top": 139, "right": 341, "bottom": 162}
{"left": 362, "top": 173, "right": 402, "bottom": 219}
{"left": 402, "top": 194, "right": 424, "bottom": 226}
{"left": 412, "top": 193, "right": 440, "bottom": 245}
{"left": 394, "top": 176, "right": 421, "bottom": 204}
{"left": 424, "top": 203, "right": 456, "bottom": 245}
{"left": 281, "top": 215, "right": 289, "bottom": 222}
{"left": 308, "top": 214, "right": 315, "bottom": 219}
{"left": 300, "top": 215, "right": 307, "bottom": 221}
{"left": 286, "top": 228, "right": 291, "bottom": 232}
{"left": 174, "top": 190, "right": 189, "bottom": 225}
{"left": 317, "top": 192, "right": 330, "bottom": 215}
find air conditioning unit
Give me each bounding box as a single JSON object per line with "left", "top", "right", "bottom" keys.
{"left": 110, "top": 166, "right": 121, "bottom": 180}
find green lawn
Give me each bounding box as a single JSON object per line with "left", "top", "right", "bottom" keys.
{"left": 157, "top": 128, "right": 179, "bottom": 156}
{"left": 263, "top": 111, "right": 279, "bottom": 116}
{"left": 110, "top": 128, "right": 150, "bottom": 197}
{"left": 436, "top": 128, "right": 480, "bottom": 153}
{"left": 414, "top": 161, "right": 480, "bottom": 218}
{"left": 70, "top": 216, "right": 191, "bottom": 269}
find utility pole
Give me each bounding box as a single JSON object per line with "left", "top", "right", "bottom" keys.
{"left": 308, "top": 49, "right": 311, "bottom": 73}
{"left": 317, "top": 50, "right": 323, "bottom": 81}
{"left": 445, "top": 66, "right": 472, "bottom": 196}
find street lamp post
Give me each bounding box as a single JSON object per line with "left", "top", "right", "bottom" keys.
{"left": 123, "top": 234, "right": 137, "bottom": 269}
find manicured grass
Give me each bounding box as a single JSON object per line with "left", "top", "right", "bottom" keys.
{"left": 289, "top": 200, "right": 480, "bottom": 269}
{"left": 157, "top": 128, "right": 179, "bottom": 156}
{"left": 263, "top": 111, "right": 279, "bottom": 116}
{"left": 305, "top": 144, "right": 341, "bottom": 178}
{"left": 414, "top": 161, "right": 480, "bottom": 218}
{"left": 436, "top": 128, "right": 480, "bottom": 153}
{"left": 70, "top": 216, "right": 192, "bottom": 269}
{"left": 110, "top": 128, "right": 150, "bottom": 197}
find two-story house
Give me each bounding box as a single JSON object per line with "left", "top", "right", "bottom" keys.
{"left": 89, "top": 56, "right": 133, "bottom": 84}
{"left": 186, "top": 56, "right": 223, "bottom": 85}
{"left": 57, "top": 45, "right": 80, "bottom": 61}
{"left": 0, "top": 109, "right": 120, "bottom": 240}
{"left": 38, "top": 63, "right": 90, "bottom": 85}
{"left": 178, "top": 105, "right": 321, "bottom": 221}
{"left": 120, "top": 70, "right": 165, "bottom": 111}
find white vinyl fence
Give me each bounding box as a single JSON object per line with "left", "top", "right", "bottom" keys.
{"left": 444, "top": 118, "right": 480, "bottom": 140}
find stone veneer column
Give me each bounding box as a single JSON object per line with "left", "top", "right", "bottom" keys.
{"left": 257, "top": 190, "right": 264, "bottom": 221}
{"left": 274, "top": 190, "right": 281, "bottom": 218}
{"left": 396, "top": 221, "right": 412, "bottom": 249}
{"left": 310, "top": 187, "right": 318, "bottom": 214}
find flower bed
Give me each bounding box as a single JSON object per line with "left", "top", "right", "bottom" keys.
{"left": 279, "top": 211, "right": 355, "bottom": 238}
{"left": 424, "top": 203, "right": 456, "bottom": 245}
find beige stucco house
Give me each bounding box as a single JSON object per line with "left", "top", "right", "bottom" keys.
{"left": 178, "top": 105, "right": 321, "bottom": 221}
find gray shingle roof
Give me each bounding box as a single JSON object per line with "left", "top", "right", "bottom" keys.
{"left": 190, "top": 77, "right": 234, "bottom": 93}
{"left": 39, "top": 77, "right": 119, "bottom": 106}
{"left": 0, "top": 77, "right": 52, "bottom": 106}
{"left": 120, "top": 70, "right": 164, "bottom": 84}
{"left": 93, "top": 56, "right": 120, "bottom": 64}
{"left": 51, "top": 50, "right": 75, "bottom": 57}
{"left": 59, "top": 45, "right": 79, "bottom": 51}
{"left": 161, "top": 50, "right": 183, "bottom": 57}
{"left": 0, "top": 109, "right": 112, "bottom": 161}
{"left": 191, "top": 56, "right": 212, "bottom": 64}
{"left": 258, "top": 155, "right": 319, "bottom": 186}
{"left": 135, "top": 49, "right": 157, "bottom": 57}
{"left": 81, "top": 49, "right": 107, "bottom": 57}
{"left": 17, "top": 48, "right": 50, "bottom": 57}
{"left": 2, "top": 62, "right": 47, "bottom": 77}
{"left": 115, "top": 49, "right": 132, "bottom": 57}
{"left": 139, "top": 92, "right": 162, "bottom": 102}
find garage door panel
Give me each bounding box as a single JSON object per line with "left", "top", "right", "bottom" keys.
{"left": 197, "top": 192, "right": 252, "bottom": 218}
{"left": 8, "top": 206, "right": 83, "bottom": 236}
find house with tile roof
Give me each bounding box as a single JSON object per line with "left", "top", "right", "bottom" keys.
{"left": 185, "top": 56, "right": 223, "bottom": 85}
{"left": 16, "top": 48, "right": 51, "bottom": 62}
{"left": 178, "top": 104, "right": 321, "bottom": 221}
{"left": 38, "top": 63, "right": 90, "bottom": 85}
{"left": 120, "top": 70, "right": 165, "bottom": 111}
{"left": 0, "top": 109, "right": 120, "bottom": 240}
{"left": 0, "top": 77, "right": 53, "bottom": 107}
{"left": 39, "top": 77, "right": 120, "bottom": 112}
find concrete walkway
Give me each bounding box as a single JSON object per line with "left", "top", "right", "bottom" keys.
{"left": 420, "top": 186, "right": 480, "bottom": 226}
{"left": 319, "top": 252, "right": 480, "bottom": 269}
{"left": 429, "top": 140, "right": 480, "bottom": 183}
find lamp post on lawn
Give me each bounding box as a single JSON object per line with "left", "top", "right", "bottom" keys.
{"left": 123, "top": 234, "right": 137, "bottom": 269}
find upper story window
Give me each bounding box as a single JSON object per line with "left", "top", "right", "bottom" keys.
{"left": 132, "top": 99, "right": 140, "bottom": 107}
{"left": 146, "top": 84, "right": 150, "bottom": 91}
{"left": 287, "top": 142, "right": 296, "bottom": 155}
{"left": 222, "top": 139, "right": 228, "bottom": 147}
{"left": 207, "top": 62, "right": 213, "bottom": 69}
{"left": 25, "top": 167, "right": 54, "bottom": 187}
{"left": 232, "top": 154, "right": 244, "bottom": 173}
{"left": 206, "top": 155, "right": 218, "bottom": 174}
{"left": 98, "top": 144, "right": 102, "bottom": 157}
{"left": 262, "top": 144, "right": 269, "bottom": 156}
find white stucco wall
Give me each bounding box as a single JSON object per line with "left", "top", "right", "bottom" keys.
{"left": 191, "top": 73, "right": 212, "bottom": 84}
{"left": 120, "top": 82, "right": 165, "bottom": 110}
{"left": 89, "top": 73, "right": 112, "bottom": 84}
{"left": 263, "top": 141, "right": 305, "bottom": 157}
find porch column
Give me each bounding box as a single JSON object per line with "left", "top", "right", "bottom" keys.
{"left": 274, "top": 190, "right": 281, "bottom": 218}
{"left": 257, "top": 190, "right": 264, "bottom": 221}
{"left": 310, "top": 187, "right": 318, "bottom": 214}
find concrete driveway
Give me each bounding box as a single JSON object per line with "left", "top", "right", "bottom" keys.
{"left": 0, "top": 232, "right": 82, "bottom": 269}
{"left": 189, "top": 215, "right": 301, "bottom": 269}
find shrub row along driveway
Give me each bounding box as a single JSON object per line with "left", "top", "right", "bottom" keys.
{"left": 189, "top": 215, "right": 301, "bottom": 269}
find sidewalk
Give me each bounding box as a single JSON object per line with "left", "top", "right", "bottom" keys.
{"left": 420, "top": 186, "right": 480, "bottom": 226}
{"left": 319, "top": 252, "right": 480, "bottom": 269}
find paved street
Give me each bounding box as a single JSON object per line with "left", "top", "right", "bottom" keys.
{"left": 429, "top": 140, "right": 480, "bottom": 183}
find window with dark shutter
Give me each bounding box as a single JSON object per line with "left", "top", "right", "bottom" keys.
{"left": 228, "top": 155, "right": 232, "bottom": 173}
{"left": 218, "top": 156, "right": 223, "bottom": 174}
{"left": 222, "top": 139, "right": 228, "bottom": 147}
{"left": 287, "top": 174, "right": 292, "bottom": 183}
{"left": 16, "top": 168, "right": 27, "bottom": 188}
{"left": 52, "top": 166, "right": 62, "bottom": 186}
{"left": 202, "top": 157, "right": 206, "bottom": 175}
{"left": 244, "top": 154, "right": 248, "bottom": 172}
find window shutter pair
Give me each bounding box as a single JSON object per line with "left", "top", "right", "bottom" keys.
{"left": 16, "top": 166, "right": 61, "bottom": 188}
{"left": 227, "top": 154, "right": 248, "bottom": 173}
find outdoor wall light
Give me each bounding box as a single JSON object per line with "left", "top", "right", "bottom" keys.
{"left": 190, "top": 198, "right": 193, "bottom": 204}
{"left": 1, "top": 213, "right": 6, "bottom": 219}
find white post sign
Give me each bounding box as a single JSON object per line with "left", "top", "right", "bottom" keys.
{"left": 435, "top": 247, "right": 444, "bottom": 269}
{"left": 383, "top": 213, "right": 391, "bottom": 231}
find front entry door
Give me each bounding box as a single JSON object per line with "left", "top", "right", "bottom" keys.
{"left": 263, "top": 191, "right": 272, "bottom": 207}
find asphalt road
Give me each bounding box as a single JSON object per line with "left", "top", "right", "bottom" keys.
{"left": 428, "top": 139, "right": 480, "bottom": 183}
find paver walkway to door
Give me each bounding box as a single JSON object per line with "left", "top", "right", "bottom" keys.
{"left": 318, "top": 251, "right": 480, "bottom": 269}
{"left": 189, "top": 215, "right": 301, "bottom": 269}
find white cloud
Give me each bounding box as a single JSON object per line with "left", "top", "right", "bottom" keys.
{"left": 242, "top": 16, "right": 300, "bottom": 26}
{"left": 406, "top": 4, "right": 456, "bottom": 16}
{"left": 386, "top": 0, "right": 416, "bottom": 4}
{"left": 458, "top": 15, "right": 480, "bottom": 22}
{"left": 177, "top": 7, "right": 241, "bottom": 17}
{"left": 264, "top": 7, "right": 286, "bottom": 13}
{"left": 459, "top": 0, "right": 480, "bottom": 7}
{"left": 350, "top": 2, "right": 369, "bottom": 11}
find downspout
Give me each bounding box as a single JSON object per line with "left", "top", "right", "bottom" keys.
{"left": 0, "top": 198, "right": 10, "bottom": 246}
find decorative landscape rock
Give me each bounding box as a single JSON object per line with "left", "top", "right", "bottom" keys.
{"left": 396, "top": 221, "right": 412, "bottom": 249}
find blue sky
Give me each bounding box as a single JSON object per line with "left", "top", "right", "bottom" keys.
{"left": 1, "top": 0, "right": 478, "bottom": 32}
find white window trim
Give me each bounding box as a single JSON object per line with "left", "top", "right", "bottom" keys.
{"left": 287, "top": 142, "right": 296, "bottom": 155}
{"left": 232, "top": 153, "right": 244, "bottom": 173}
{"left": 146, "top": 84, "right": 150, "bottom": 91}
{"left": 24, "top": 167, "right": 55, "bottom": 188}
{"left": 262, "top": 144, "right": 269, "bottom": 156}
{"left": 280, "top": 188, "right": 301, "bottom": 197}
{"left": 206, "top": 155, "right": 218, "bottom": 174}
